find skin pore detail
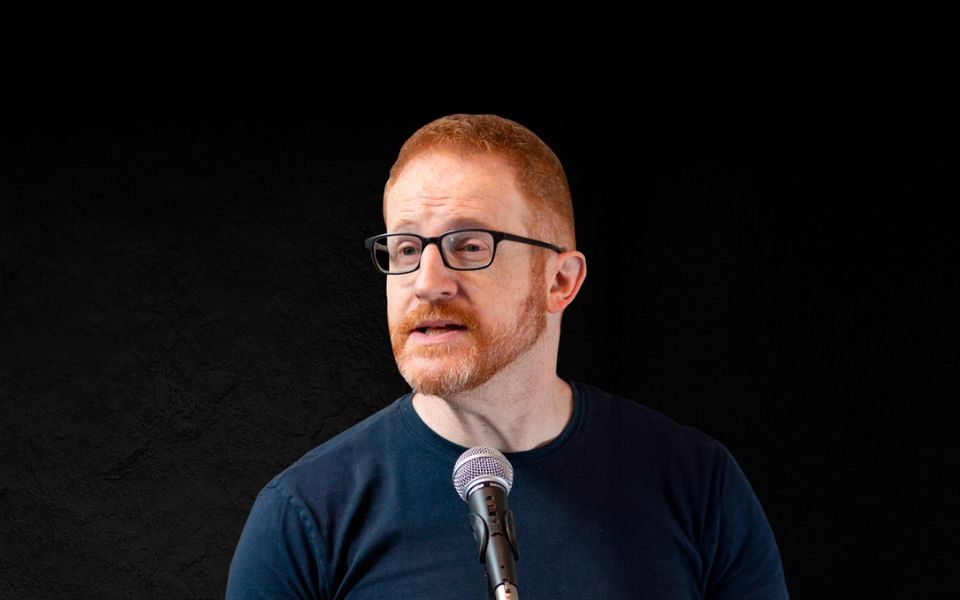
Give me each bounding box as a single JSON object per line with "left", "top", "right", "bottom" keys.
{"left": 383, "top": 150, "right": 586, "bottom": 452}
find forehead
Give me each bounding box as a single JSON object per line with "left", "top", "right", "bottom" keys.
{"left": 384, "top": 151, "right": 529, "bottom": 233}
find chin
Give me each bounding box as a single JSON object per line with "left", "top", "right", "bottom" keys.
{"left": 397, "top": 355, "right": 488, "bottom": 398}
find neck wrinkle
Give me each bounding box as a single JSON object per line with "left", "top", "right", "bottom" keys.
{"left": 411, "top": 375, "right": 573, "bottom": 453}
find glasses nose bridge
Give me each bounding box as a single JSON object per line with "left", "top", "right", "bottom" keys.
{"left": 418, "top": 235, "right": 448, "bottom": 270}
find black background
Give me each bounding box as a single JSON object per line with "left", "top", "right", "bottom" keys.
{"left": 0, "top": 81, "right": 954, "bottom": 598}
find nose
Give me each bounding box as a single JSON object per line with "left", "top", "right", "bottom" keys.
{"left": 413, "top": 243, "right": 457, "bottom": 302}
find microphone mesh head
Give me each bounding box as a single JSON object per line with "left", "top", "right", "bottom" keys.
{"left": 452, "top": 446, "right": 514, "bottom": 501}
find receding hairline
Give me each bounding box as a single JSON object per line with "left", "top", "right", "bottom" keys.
{"left": 382, "top": 114, "right": 576, "bottom": 250}
{"left": 383, "top": 145, "right": 524, "bottom": 196}
{"left": 382, "top": 148, "right": 536, "bottom": 233}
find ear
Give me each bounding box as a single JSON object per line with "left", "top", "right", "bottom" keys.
{"left": 546, "top": 251, "right": 587, "bottom": 314}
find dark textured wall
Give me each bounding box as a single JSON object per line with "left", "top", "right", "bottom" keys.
{"left": 0, "top": 82, "right": 954, "bottom": 598}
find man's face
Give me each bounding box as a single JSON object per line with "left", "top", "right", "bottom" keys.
{"left": 384, "top": 150, "right": 548, "bottom": 397}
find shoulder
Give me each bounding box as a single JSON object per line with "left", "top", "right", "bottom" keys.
{"left": 263, "top": 395, "right": 409, "bottom": 501}
{"left": 572, "top": 381, "right": 731, "bottom": 474}
{"left": 575, "top": 381, "right": 723, "bottom": 447}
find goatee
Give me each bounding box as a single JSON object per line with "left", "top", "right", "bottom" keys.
{"left": 389, "top": 258, "right": 546, "bottom": 397}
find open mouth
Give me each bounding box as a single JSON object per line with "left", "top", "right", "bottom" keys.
{"left": 414, "top": 321, "right": 466, "bottom": 335}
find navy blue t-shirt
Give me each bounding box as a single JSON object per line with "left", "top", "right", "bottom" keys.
{"left": 227, "top": 381, "right": 788, "bottom": 598}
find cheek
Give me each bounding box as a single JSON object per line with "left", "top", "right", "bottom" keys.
{"left": 386, "top": 284, "right": 402, "bottom": 321}
{"left": 489, "top": 259, "right": 531, "bottom": 296}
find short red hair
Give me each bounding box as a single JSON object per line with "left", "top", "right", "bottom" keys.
{"left": 385, "top": 114, "right": 576, "bottom": 250}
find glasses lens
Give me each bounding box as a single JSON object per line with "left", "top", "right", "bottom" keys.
{"left": 373, "top": 234, "right": 422, "bottom": 273}
{"left": 442, "top": 230, "right": 495, "bottom": 269}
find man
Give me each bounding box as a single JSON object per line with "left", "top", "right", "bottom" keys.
{"left": 227, "top": 114, "right": 788, "bottom": 598}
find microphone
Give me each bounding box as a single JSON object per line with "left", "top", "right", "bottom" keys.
{"left": 452, "top": 447, "right": 520, "bottom": 600}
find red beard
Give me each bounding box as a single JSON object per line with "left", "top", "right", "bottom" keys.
{"left": 389, "top": 262, "right": 547, "bottom": 397}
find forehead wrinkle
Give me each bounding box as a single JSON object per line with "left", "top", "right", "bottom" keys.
{"left": 384, "top": 151, "right": 529, "bottom": 233}
{"left": 388, "top": 153, "right": 517, "bottom": 201}
{"left": 388, "top": 196, "right": 510, "bottom": 231}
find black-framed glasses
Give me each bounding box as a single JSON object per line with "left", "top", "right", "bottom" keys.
{"left": 363, "top": 229, "right": 565, "bottom": 275}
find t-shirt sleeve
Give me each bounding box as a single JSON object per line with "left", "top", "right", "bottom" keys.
{"left": 702, "top": 445, "right": 789, "bottom": 599}
{"left": 226, "top": 484, "right": 326, "bottom": 600}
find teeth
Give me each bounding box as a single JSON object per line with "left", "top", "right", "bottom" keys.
{"left": 420, "top": 325, "right": 461, "bottom": 335}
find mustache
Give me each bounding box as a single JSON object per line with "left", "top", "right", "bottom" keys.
{"left": 392, "top": 303, "right": 481, "bottom": 336}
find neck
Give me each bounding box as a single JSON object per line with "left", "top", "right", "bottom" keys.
{"left": 411, "top": 363, "right": 574, "bottom": 453}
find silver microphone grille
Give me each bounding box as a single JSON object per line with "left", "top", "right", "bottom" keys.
{"left": 452, "top": 446, "right": 514, "bottom": 501}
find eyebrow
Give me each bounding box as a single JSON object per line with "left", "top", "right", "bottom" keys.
{"left": 391, "top": 217, "right": 493, "bottom": 232}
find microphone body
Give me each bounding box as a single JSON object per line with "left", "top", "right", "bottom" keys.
{"left": 467, "top": 481, "right": 519, "bottom": 599}
{"left": 453, "top": 447, "right": 520, "bottom": 600}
